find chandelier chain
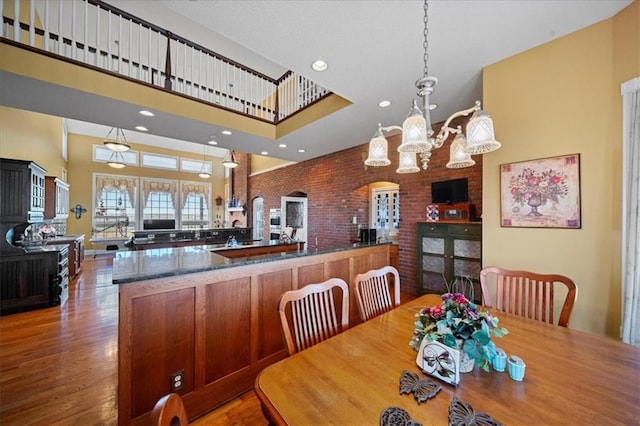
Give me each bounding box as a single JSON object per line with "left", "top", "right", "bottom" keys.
{"left": 423, "top": 0, "right": 429, "bottom": 77}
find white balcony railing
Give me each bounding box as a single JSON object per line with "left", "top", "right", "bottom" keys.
{"left": 1, "top": 0, "right": 330, "bottom": 123}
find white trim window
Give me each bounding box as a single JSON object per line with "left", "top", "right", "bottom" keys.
{"left": 92, "top": 173, "right": 138, "bottom": 241}
{"left": 141, "top": 177, "right": 178, "bottom": 230}
{"left": 180, "top": 181, "right": 212, "bottom": 230}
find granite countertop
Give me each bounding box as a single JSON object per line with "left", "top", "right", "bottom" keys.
{"left": 22, "top": 243, "right": 70, "bottom": 254}
{"left": 112, "top": 242, "right": 389, "bottom": 285}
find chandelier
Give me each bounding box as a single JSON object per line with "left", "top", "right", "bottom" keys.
{"left": 364, "top": 0, "right": 500, "bottom": 172}
{"left": 103, "top": 127, "right": 130, "bottom": 152}
{"left": 222, "top": 150, "right": 238, "bottom": 168}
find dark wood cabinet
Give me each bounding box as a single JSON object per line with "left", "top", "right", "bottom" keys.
{"left": 416, "top": 222, "right": 482, "bottom": 302}
{"left": 49, "top": 235, "right": 85, "bottom": 278}
{"left": 0, "top": 251, "right": 57, "bottom": 315}
{"left": 0, "top": 158, "right": 46, "bottom": 223}
{"left": 44, "top": 176, "right": 70, "bottom": 220}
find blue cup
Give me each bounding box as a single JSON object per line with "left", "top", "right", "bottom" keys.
{"left": 492, "top": 348, "right": 507, "bottom": 372}
{"left": 507, "top": 355, "right": 526, "bottom": 381}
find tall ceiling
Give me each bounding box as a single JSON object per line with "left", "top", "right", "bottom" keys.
{"left": 2, "top": 0, "right": 633, "bottom": 161}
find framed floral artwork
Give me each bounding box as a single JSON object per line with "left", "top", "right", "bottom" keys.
{"left": 500, "top": 154, "right": 581, "bottom": 228}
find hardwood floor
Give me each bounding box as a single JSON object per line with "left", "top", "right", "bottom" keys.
{"left": 0, "top": 256, "right": 266, "bottom": 425}
{"left": 1, "top": 255, "right": 413, "bottom": 425}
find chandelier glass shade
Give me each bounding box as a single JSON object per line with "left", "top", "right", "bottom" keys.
{"left": 398, "top": 100, "right": 431, "bottom": 153}
{"left": 365, "top": 0, "right": 500, "bottom": 173}
{"left": 446, "top": 132, "right": 476, "bottom": 169}
{"left": 364, "top": 125, "right": 391, "bottom": 166}
{"left": 222, "top": 150, "right": 238, "bottom": 168}
{"left": 396, "top": 151, "right": 420, "bottom": 174}
{"left": 103, "top": 127, "right": 130, "bottom": 152}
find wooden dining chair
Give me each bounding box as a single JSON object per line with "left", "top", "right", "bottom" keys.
{"left": 354, "top": 266, "right": 401, "bottom": 322}
{"left": 480, "top": 266, "right": 578, "bottom": 327}
{"left": 150, "top": 393, "right": 189, "bottom": 426}
{"left": 278, "top": 278, "right": 349, "bottom": 355}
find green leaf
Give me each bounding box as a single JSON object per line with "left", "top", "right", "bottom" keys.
{"left": 472, "top": 329, "right": 491, "bottom": 346}
{"left": 441, "top": 333, "right": 457, "bottom": 348}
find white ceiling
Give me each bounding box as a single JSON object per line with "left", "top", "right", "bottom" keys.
{"left": 2, "top": 0, "right": 633, "bottom": 160}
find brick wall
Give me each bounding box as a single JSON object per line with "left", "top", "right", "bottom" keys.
{"left": 247, "top": 132, "right": 483, "bottom": 295}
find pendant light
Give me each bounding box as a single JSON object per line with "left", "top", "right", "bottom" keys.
{"left": 103, "top": 127, "right": 130, "bottom": 152}
{"left": 222, "top": 150, "right": 238, "bottom": 168}
{"left": 198, "top": 144, "right": 211, "bottom": 178}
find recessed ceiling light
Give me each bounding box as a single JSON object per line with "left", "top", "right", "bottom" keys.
{"left": 311, "top": 59, "right": 328, "bottom": 72}
{"left": 298, "top": 149, "right": 306, "bottom": 153}
{"left": 135, "top": 126, "right": 148, "bottom": 132}
{"left": 378, "top": 100, "right": 391, "bottom": 108}
{"left": 279, "top": 144, "right": 287, "bottom": 148}
{"left": 207, "top": 140, "right": 218, "bottom": 145}
{"left": 139, "top": 110, "right": 154, "bottom": 116}
{"left": 221, "top": 130, "right": 232, "bottom": 135}
{"left": 261, "top": 151, "right": 268, "bottom": 155}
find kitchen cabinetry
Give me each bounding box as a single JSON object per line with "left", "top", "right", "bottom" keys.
{"left": 48, "top": 235, "right": 84, "bottom": 279}
{"left": 416, "top": 222, "right": 482, "bottom": 302}
{"left": 45, "top": 176, "right": 70, "bottom": 220}
{"left": 0, "top": 158, "right": 46, "bottom": 223}
{"left": 0, "top": 249, "right": 63, "bottom": 315}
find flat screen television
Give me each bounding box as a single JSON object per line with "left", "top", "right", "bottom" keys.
{"left": 431, "top": 178, "right": 469, "bottom": 204}
{"left": 143, "top": 219, "right": 176, "bottom": 230}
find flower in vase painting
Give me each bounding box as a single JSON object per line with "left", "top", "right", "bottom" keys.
{"left": 508, "top": 168, "right": 569, "bottom": 207}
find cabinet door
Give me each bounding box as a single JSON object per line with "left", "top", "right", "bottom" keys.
{"left": 416, "top": 223, "right": 449, "bottom": 295}
{"left": 451, "top": 237, "right": 482, "bottom": 302}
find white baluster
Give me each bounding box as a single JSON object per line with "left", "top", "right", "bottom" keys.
{"left": 71, "top": 0, "right": 76, "bottom": 59}
{"left": 43, "top": 0, "right": 49, "bottom": 51}
{"left": 13, "top": 0, "right": 19, "bottom": 42}
{"left": 29, "top": 0, "right": 35, "bottom": 46}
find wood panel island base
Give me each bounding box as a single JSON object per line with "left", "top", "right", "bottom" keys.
{"left": 114, "top": 243, "right": 393, "bottom": 425}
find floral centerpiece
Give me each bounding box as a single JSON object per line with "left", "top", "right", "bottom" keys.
{"left": 508, "top": 167, "right": 568, "bottom": 216}
{"left": 410, "top": 293, "right": 508, "bottom": 372}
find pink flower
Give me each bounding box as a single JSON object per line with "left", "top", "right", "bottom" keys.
{"left": 430, "top": 305, "right": 444, "bottom": 319}
{"left": 551, "top": 175, "right": 562, "bottom": 184}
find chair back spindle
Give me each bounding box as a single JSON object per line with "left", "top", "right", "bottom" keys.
{"left": 480, "top": 266, "right": 577, "bottom": 327}
{"left": 279, "top": 278, "right": 349, "bottom": 355}
{"left": 354, "top": 266, "right": 400, "bottom": 322}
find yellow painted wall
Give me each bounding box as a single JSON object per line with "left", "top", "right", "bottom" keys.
{"left": 65, "top": 134, "right": 227, "bottom": 249}
{"left": 0, "top": 106, "right": 66, "bottom": 177}
{"left": 482, "top": 1, "right": 639, "bottom": 338}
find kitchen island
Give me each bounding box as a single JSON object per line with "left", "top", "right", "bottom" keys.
{"left": 114, "top": 242, "right": 393, "bottom": 425}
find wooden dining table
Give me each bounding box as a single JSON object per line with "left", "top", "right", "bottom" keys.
{"left": 255, "top": 294, "right": 640, "bottom": 425}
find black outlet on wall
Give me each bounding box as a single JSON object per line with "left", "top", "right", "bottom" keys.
{"left": 170, "top": 369, "right": 184, "bottom": 392}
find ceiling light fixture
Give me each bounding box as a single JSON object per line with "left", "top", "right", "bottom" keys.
{"left": 221, "top": 130, "right": 232, "bottom": 135}
{"left": 378, "top": 100, "right": 391, "bottom": 108}
{"left": 139, "top": 110, "right": 154, "bottom": 117}
{"left": 364, "top": 0, "right": 500, "bottom": 172}
{"left": 198, "top": 144, "right": 211, "bottom": 178}
{"left": 222, "top": 150, "right": 238, "bottom": 168}
{"left": 106, "top": 150, "right": 127, "bottom": 168}
{"left": 135, "top": 126, "right": 148, "bottom": 132}
{"left": 103, "top": 127, "right": 130, "bottom": 152}
{"left": 279, "top": 144, "right": 287, "bottom": 148}
{"left": 311, "top": 59, "right": 328, "bottom": 72}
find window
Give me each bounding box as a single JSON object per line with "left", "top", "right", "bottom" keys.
{"left": 180, "top": 181, "right": 211, "bottom": 229}
{"left": 93, "top": 174, "right": 137, "bottom": 241}
{"left": 371, "top": 185, "right": 399, "bottom": 239}
{"left": 181, "top": 157, "right": 210, "bottom": 173}
{"left": 141, "top": 152, "right": 178, "bottom": 170}
{"left": 142, "top": 178, "right": 178, "bottom": 227}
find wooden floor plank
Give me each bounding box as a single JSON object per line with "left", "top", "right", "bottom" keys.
{"left": 0, "top": 255, "right": 266, "bottom": 425}
{"left": 1, "top": 255, "right": 411, "bottom": 425}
